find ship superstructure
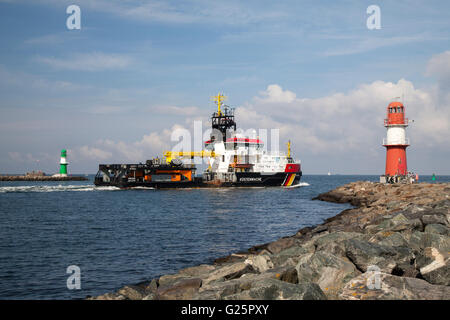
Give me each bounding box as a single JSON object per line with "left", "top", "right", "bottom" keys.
{"left": 94, "top": 94, "right": 302, "bottom": 188}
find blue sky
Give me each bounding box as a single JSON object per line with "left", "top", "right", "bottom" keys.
{"left": 0, "top": 0, "right": 449, "bottom": 174}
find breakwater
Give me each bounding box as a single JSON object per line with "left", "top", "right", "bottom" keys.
{"left": 0, "top": 175, "right": 88, "bottom": 181}
{"left": 90, "top": 181, "right": 450, "bottom": 300}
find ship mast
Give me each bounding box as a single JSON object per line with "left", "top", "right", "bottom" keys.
{"left": 212, "top": 93, "right": 227, "bottom": 116}
{"left": 210, "top": 92, "right": 236, "bottom": 142}
{"left": 287, "top": 140, "right": 291, "bottom": 158}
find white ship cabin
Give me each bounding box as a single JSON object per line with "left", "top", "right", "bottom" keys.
{"left": 204, "top": 133, "right": 295, "bottom": 174}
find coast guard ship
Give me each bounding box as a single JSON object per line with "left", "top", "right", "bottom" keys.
{"left": 94, "top": 94, "right": 302, "bottom": 188}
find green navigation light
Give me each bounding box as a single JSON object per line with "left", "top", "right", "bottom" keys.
{"left": 60, "top": 149, "right": 68, "bottom": 175}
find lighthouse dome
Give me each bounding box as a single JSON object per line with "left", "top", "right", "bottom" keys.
{"left": 387, "top": 101, "right": 404, "bottom": 112}
{"left": 385, "top": 102, "right": 407, "bottom": 126}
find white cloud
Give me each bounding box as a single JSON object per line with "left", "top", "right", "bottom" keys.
{"left": 36, "top": 52, "right": 132, "bottom": 71}
{"left": 153, "top": 105, "right": 200, "bottom": 116}
{"left": 28, "top": 0, "right": 286, "bottom": 26}
{"left": 90, "top": 125, "right": 182, "bottom": 162}
{"left": 86, "top": 105, "right": 133, "bottom": 115}
{"left": 323, "top": 35, "right": 432, "bottom": 57}
{"left": 74, "top": 75, "right": 450, "bottom": 171}
{"left": 0, "top": 65, "right": 85, "bottom": 92}
{"left": 7, "top": 152, "right": 22, "bottom": 162}
{"left": 23, "top": 33, "right": 85, "bottom": 45}
{"left": 50, "top": 52, "right": 450, "bottom": 174}
{"left": 7, "top": 151, "right": 53, "bottom": 166}
{"left": 24, "top": 34, "right": 64, "bottom": 45}
{"left": 256, "top": 84, "right": 296, "bottom": 103}
{"left": 426, "top": 51, "right": 450, "bottom": 80}
{"left": 237, "top": 78, "right": 450, "bottom": 157}
{"left": 77, "top": 146, "right": 112, "bottom": 161}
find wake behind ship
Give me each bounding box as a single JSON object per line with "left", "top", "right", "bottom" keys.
{"left": 94, "top": 94, "right": 302, "bottom": 189}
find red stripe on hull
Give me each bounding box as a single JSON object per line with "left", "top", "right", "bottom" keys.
{"left": 283, "top": 174, "right": 291, "bottom": 186}
{"left": 285, "top": 163, "right": 300, "bottom": 173}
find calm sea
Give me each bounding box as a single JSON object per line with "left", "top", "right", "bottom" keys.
{"left": 0, "top": 174, "right": 448, "bottom": 299}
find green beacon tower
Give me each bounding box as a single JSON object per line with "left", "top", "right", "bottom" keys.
{"left": 59, "top": 149, "right": 68, "bottom": 176}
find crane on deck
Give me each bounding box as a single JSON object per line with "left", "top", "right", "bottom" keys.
{"left": 163, "top": 151, "right": 216, "bottom": 164}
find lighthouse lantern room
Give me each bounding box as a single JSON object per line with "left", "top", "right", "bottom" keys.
{"left": 380, "top": 101, "right": 415, "bottom": 183}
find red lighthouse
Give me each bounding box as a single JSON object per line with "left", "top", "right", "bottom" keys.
{"left": 382, "top": 101, "right": 413, "bottom": 183}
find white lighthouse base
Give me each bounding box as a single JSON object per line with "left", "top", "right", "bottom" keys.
{"left": 380, "top": 174, "right": 416, "bottom": 184}
{"left": 52, "top": 173, "right": 68, "bottom": 178}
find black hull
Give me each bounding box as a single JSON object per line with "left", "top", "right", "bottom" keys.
{"left": 94, "top": 171, "right": 302, "bottom": 189}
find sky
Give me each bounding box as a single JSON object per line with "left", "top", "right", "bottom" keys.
{"left": 0, "top": 0, "right": 449, "bottom": 174}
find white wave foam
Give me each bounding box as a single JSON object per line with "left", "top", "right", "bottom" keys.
{"left": 0, "top": 185, "right": 121, "bottom": 193}
{"left": 284, "top": 182, "right": 310, "bottom": 188}
{"left": 130, "top": 186, "right": 155, "bottom": 190}
{"left": 0, "top": 182, "right": 310, "bottom": 193}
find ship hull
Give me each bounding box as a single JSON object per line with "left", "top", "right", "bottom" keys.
{"left": 94, "top": 171, "right": 302, "bottom": 189}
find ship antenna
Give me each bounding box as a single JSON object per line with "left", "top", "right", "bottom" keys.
{"left": 287, "top": 140, "right": 291, "bottom": 158}
{"left": 211, "top": 92, "right": 227, "bottom": 116}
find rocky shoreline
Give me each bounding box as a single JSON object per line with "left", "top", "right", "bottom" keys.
{"left": 90, "top": 181, "right": 450, "bottom": 300}
{"left": 0, "top": 175, "right": 88, "bottom": 181}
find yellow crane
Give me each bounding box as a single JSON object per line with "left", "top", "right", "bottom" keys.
{"left": 163, "top": 151, "right": 216, "bottom": 163}
{"left": 163, "top": 93, "right": 225, "bottom": 164}
{"left": 211, "top": 92, "right": 227, "bottom": 116}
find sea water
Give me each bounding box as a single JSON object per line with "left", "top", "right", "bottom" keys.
{"left": 0, "top": 174, "right": 448, "bottom": 299}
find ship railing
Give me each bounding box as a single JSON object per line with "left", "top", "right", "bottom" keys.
{"left": 262, "top": 151, "right": 288, "bottom": 157}
{"left": 212, "top": 106, "right": 235, "bottom": 117}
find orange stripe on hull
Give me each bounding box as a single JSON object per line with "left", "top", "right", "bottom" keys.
{"left": 283, "top": 174, "right": 296, "bottom": 186}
